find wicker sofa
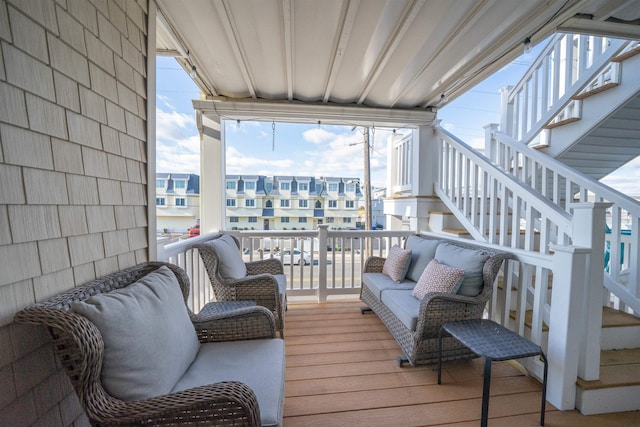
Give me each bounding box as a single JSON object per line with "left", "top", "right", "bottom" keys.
{"left": 360, "top": 234, "right": 512, "bottom": 367}
{"left": 14, "top": 262, "right": 285, "bottom": 427}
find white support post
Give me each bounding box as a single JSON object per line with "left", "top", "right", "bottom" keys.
{"left": 547, "top": 244, "right": 590, "bottom": 410}
{"left": 146, "top": 1, "right": 157, "bottom": 260}
{"left": 197, "top": 113, "right": 225, "bottom": 233}
{"left": 570, "top": 202, "right": 610, "bottom": 380}
{"left": 499, "top": 86, "right": 514, "bottom": 137}
{"left": 318, "top": 224, "right": 329, "bottom": 303}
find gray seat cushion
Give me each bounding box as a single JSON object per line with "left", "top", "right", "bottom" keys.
{"left": 435, "top": 242, "right": 490, "bottom": 296}
{"left": 405, "top": 235, "right": 440, "bottom": 282}
{"left": 380, "top": 289, "right": 420, "bottom": 332}
{"left": 362, "top": 272, "right": 415, "bottom": 300}
{"left": 172, "top": 339, "right": 286, "bottom": 427}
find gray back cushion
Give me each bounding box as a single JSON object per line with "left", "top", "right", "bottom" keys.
{"left": 208, "top": 234, "right": 247, "bottom": 279}
{"left": 405, "top": 235, "right": 440, "bottom": 282}
{"left": 71, "top": 265, "right": 200, "bottom": 401}
{"left": 435, "top": 242, "right": 490, "bottom": 296}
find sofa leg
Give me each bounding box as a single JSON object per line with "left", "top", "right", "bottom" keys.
{"left": 360, "top": 306, "right": 372, "bottom": 314}
{"left": 397, "top": 355, "right": 409, "bottom": 367}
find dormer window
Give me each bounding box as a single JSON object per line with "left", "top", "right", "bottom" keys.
{"left": 245, "top": 181, "right": 255, "bottom": 190}
{"left": 226, "top": 181, "right": 236, "bottom": 190}
{"left": 328, "top": 183, "right": 338, "bottom": 192}
{"left": 156, "top": 179, "right": 165, "bottom": 188}
{"left": 174, "top": 180, "right": 186, "bottom": 189}
{"left": 298, "top": 183, "right": 308, "bottom": 191}
{"left": 280, "top": 182, "right": 290, "bottom": 191}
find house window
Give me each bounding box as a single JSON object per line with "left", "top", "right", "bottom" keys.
{"left": 156, "top": 197, "right": 165, "bottom": 206}
{"left": 174, "top": 180, "right": 186, "bottom": 189}
{"left": 230, "top": 217, "right": 239, "bottom": 223}
{"left": 326, "top": 217, "right": 334, "bottom": 223}
{"left": 156, "top": 179, "right": 165, "bottom": 188}
{"left": 245, "top": 181, "right": 255, "bottom": 190}
{"left": 299, "top": 217, "right": 307, "bottom": 223}
{"left": 280, "top": 182, "right": 290, "bottom": 191}
{"left": 328, "top": 183, "right": 338, "bottom": 192}
{"left": 345, "top": 200, "right": 355, "bottom": 208}
{"left": 175, "top": 197, "right": 186, "bottom": 207}
{"left": 299, "top": 200, "right": 308, "bottom": 208}
{"left": 298, "top": 183, "right": 308, "bottom": 191}
{"left": 315, "top": 200, "right": 322, "bottom": 209}
{"left": 280, "top": 199, "right": 290, "bottom": 208}
{"left": 226, "top": 199, "right": 236, "bottom": 207}
{"left": 245, "top": 199, "right": 255, "bottom": 207}
{"left": 346, "top": 183, "right": 355, "bottom": 192}
{"left": 281, "top": 217, "right": 290, "bottom": 223}
{"left": 226, "top": 181, "right": 236, "bottom": 190}
{"left": 328, "top": 200, "right": 337, "bottom": 208}
{"left": 248, "top": 217, "right": 257, "bottom": 223}
{"left": 266, "top": 183, "right": 273, "bottom": 193}
{"left": 316, "top": 184, "right": 323, "bottom": 193}
{"left": 343, "top": 217, "right": 351, "bottom": 223}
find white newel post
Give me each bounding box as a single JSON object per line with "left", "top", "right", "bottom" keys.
{"left": 570, "top": 202, "right": 610, "bottom": 380}
{"left": 499, "top": 85, "right": 514, "bottom": 138}
{"left": 317, "top": 225, "right": 329, "bottom": 303}
{"left": 484, "top": 123, "right": 499, "bottom": 164}
{"left": 547, "top": 244, "right": 590, "bottom": 410}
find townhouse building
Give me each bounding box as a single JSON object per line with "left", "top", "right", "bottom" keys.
{"left": 225, "top": 175, "right": 363, "bottom": 230}
{"left": 155, "top": 173, "right": 200, "bottom": 232}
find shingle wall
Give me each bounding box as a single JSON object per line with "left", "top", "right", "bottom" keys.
{"left": 0, "top": 0, "right": 149, "bottom": 425}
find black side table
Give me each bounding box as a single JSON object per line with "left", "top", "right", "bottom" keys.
{"left": 438, "top": 319, "right": 548, "bottom": 427}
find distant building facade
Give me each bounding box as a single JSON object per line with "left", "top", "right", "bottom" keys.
{"left": 156, "top": 173, "right": 200, "bottom": 232}
{"left": 156, "top": 174, "right": 365, "bottom": 232}
{"left": 225, "top": 175, "right": 363, "bottom": 230}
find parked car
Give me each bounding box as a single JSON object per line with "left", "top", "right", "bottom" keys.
{"left": 273, "top": 249, "right": 311, "bottom": 265}
{"left": 187, "top": 224, "right": 200, "bottom": 238}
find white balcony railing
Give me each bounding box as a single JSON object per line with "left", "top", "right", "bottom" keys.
{"left": 157, "top": 227, "right": 414, "bottom": 313}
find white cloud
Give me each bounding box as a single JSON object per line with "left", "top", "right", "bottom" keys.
{"left": 302, "top": 127, "right": 337, "bottom": 144}
{"left": 155, "top": 105, "right": 200, "bottom": 174}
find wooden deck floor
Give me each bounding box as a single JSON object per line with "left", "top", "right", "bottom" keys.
{"left": 283, "top": 299, "right": 640, "bottom": 426}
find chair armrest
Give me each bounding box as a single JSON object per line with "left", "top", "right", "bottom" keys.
{"left": 415, "top": 292, "right": 488, "bottom": 337}
{"left": 364, "top": 256, "right": 386, "bottom": 273}
{"left": 245, "top": 257, "right": 284, "bottom": 275}
{"left": 192, "top": 306, "right": 277, "bottom": 341}
{"left": 224, "top": 274, "right": 281, "bottom": 309}
{"left": 97, "top": 381, "right": 260, "bottom": 426}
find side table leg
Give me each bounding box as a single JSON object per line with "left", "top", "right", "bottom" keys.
{"left": 481, "top": 358, "right": 492, "bottom": 427}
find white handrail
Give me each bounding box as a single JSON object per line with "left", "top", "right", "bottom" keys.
{"left": 503, "top": 33, "right": 627, "bottom": 144}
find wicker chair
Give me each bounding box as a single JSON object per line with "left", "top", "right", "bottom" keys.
{"left": 196, "top": 234, "right": 287, "bottom": 337}
{"left": 360, "top": 235, "right": 513, "bottom": 367}
{"left": 14, "top": 262, "right": 281, "bottom": 426}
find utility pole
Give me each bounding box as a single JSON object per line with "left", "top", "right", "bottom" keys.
{"left": 363, "top": 127, "right": 372, "bottom": 231}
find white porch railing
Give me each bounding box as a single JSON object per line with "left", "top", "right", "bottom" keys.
{"left": 502, "top": 33, "right": 627, "bottom": 145}
{"left": 487, "top": 128, "right": 640, "bottom": 315}
{"left": 433, "top": 124, "right": 616, "bottom": 409}
{"left": 157, "top": 227, "right": 414, "bottom": 313}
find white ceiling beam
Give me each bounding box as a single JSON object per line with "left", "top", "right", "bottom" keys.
{"left": 281, "top": 0, "right": 294, "bottom": 101}
{"left": 322, "top": 0, "right": 360, "bottom": 103}
{"left": 194, "top": 98, "right": 435, "bottom": 128}
{"left": 558, "top": 17, "right": 640, "bottom": 40}
{"left": 214, "top": 0, "right": 257, "bottom": 98}
{"left": 156, "top": 7, "right": 189, "bottom": 58}
{"left": 357, "top": 0, "right": 425, "bottom": 105}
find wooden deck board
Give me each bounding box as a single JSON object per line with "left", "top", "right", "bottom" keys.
{"left": 283, "top": 299, "right": 640, "bottom": 426}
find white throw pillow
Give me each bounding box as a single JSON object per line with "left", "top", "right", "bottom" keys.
{"left": 412, "top": 259, "right": 465, "bottom": 300}
{"left": 71, "top": 265, "right": 200, "bottom": 401}
{"left": 382, "top": 245, "right": 412, "bottom": 283}
{"left": 206, "top": 235, "right": 247, "bottom": 279}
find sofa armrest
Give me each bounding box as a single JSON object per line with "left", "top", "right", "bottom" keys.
{"left": 192, "top": 306, "right": 277, "bottom": 341}
{"left": 415, "top": 292, "right": 488, "bottom": 337}
{"left": 223, "top": 274, "right": 282, "bottom": 309}
{"left": 95, "top": 381, "right": 260, "bottom": 426}
{"left": 364, "top": 256, "right": 386, "bottom": 273}
{"left": 245, "top": 257, "right": 284, "bottom": 275}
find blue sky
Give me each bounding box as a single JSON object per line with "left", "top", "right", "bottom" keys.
{"left": 155, "top": 45, "right": 639, "bottom": 195}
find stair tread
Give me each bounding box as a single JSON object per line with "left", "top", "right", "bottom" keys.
{"left": 577, "top": 349, "right": 640, "bottom": 390}
{"left": 441, "top": 228, "right": 470, "bottom": 236}
{"left": 602, "top": 306, "right": 640, "bottom": 328}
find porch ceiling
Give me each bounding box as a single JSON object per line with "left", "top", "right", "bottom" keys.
{"left": 156, "top": 0, "right": 640, "bottom": 124}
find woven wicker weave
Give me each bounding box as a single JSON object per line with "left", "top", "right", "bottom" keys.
{"left": 196, "top": 234, "right": 286, "bottom": 337}
{"left": 360, "top": 235, "right": 514, "bottom": 367}
{"left": 14, "top": 261, "right": 276, "bottom": 426}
